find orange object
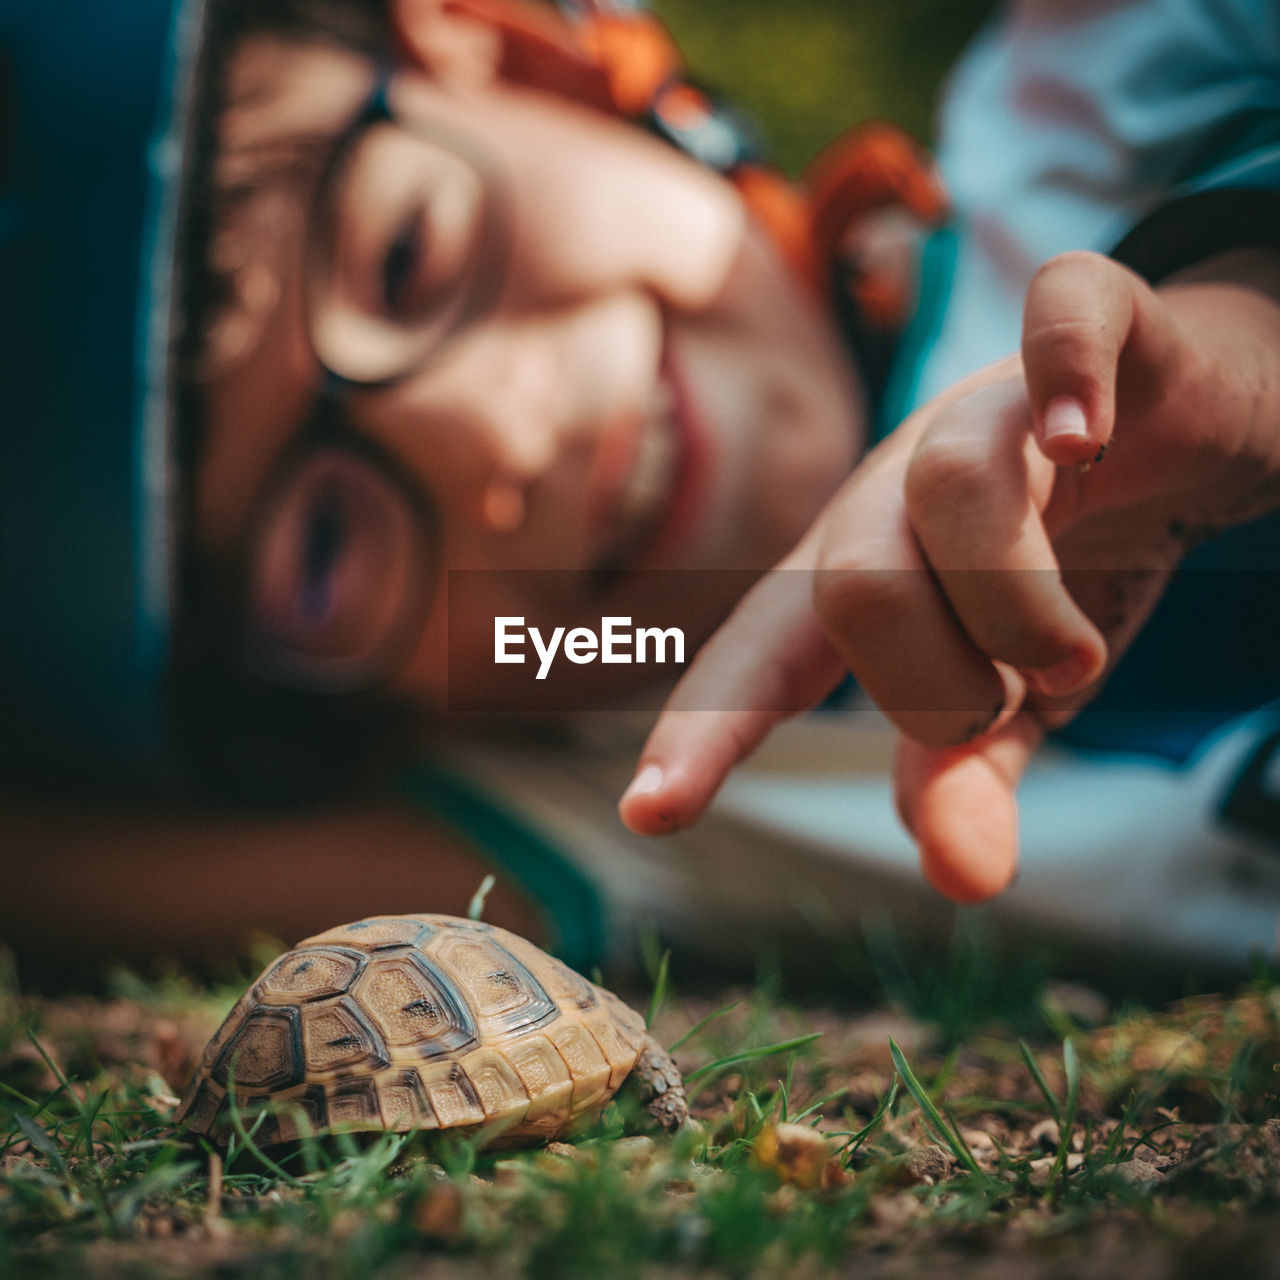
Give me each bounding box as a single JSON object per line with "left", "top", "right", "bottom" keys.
{"left": 442, "top": 0, "right": 615, "bottom": 110}
{"left": 444, "top": 1, "right": 950, "bottom": 330}
{"left": 806, "top": 120, "right": 948, "bottom": 266}
{"left": 732, "top": 165, "right": 820, "bottom": 292}
{"left": 805, "top": 120, "right": 949, "bottom": 324}
{"left": 579, "top": 13, "right": 683, "bottom": 116}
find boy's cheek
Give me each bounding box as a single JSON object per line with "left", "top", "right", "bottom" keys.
{"left": 481, "top": 82, "right": 749, "bottom": 310}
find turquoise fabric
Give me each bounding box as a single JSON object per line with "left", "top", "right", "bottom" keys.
{"left": 0, "top": 0, "right": 204, "bottom": 780}
{"left": 873, "top": 225, "right": 959, "bottom": 445}
{"left": 398, "top": 761, "right": 608, "bottom": 971}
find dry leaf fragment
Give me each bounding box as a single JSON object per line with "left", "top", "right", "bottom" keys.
{"left": 754, "top": 1122, "right": 850, "bottom": 1190}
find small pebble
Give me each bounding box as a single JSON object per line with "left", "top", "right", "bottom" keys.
{"left": 1114, "top": 1157, "right": 1165, "bottom": 1187}
{"left": 884, "top": 1144, "right": 953, "bottom": 1187}
{"left": 1029, "top": 1119, "right": 1060, "bottom": 1153}
{"left": 413, "top": 1184, "right": 464, "bottom": 1241}
{"left": 869, "top": 1192, "right": 921, "bottom": 1230}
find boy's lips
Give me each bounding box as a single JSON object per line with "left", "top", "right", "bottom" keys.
{"left": 587, "top": 342, "right": 709, "bottom": 582}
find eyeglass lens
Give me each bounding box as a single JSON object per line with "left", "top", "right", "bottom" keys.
{"left": 306, "top": 116, "right": 502, "bottom": 386}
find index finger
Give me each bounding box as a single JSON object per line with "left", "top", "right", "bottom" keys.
{"left": 618, "top": 552, "right": 847, "bottom": 835}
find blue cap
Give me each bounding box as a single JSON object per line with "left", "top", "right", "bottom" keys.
{"left": 0, "top": 0, "right": 205, "bottom": 779}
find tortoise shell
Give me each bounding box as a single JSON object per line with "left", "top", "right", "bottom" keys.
{"left": 175, "top": 914, "right": 676, "bottom": 1146}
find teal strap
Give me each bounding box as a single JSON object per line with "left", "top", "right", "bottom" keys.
{"left": 396, "top": 760, "right": 607, "bottom": 973}
{"left": 874, "top": 224, "right": 960, "bottom": 444}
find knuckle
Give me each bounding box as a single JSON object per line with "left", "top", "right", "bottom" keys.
{"left": 812, "top": 563, "right": 917, "bottom": 634}
{"left": 997, "top": 631, "right": 1075, "bottom": 673}
{"left": 904, "top": 435, "right": 991, "bottom": 518}
{"left": 977, "top": 611, "right": 1082, "bottom": 671}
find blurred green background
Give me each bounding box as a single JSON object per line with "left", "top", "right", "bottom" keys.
{"left": 652, "top": 0, "right": 998, "bottom": 175}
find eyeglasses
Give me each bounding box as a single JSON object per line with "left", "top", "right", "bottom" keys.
{"left": 305, "top": 74, "right": 510, "bottom": 387}
{"left": 240, "top": 75, "right": 510, "bottom": 693}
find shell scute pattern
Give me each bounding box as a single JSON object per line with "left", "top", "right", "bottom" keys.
{"left": 213, "top": 1006, "right": 303, "bottom": 1093}
{"left": 350, "top": 952, "right": 478, "bottom": 1055}
{"left": 505, "top": 1034, "right": 576, "bottom": 1124}
{"left": 176, "top": 914, "right": 656, "bottom": 1146}
{"left": 377, "top": 1069, "right": 433, "bottom": 1130}
{"left": 306, "top": 917, "right": 435, "bottom": 950}
{"left": 300, "top": 997, "right": 390, "bottom": 1075}
{"left": 426, "top": 928, "right": 559, "bottom": 1035}
{"left": 417, "top": 1060, "right": 487, "bottom": 1128}
{"left": 257, "top": 947, "right": 366, "bottom": 1004}
{"left": 326, "top": 1077, "right": 384, "bottom": 1130}
{"left": 546, "top": 1020, "right": 614, "bottom": 1112}
{"left": 496, "top": 930, "right": 600, "bottom": 1012}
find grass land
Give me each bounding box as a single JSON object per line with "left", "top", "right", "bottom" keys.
{"left": 3, "top": 928, "right": 1280, "bottom": 1280}
{"left": 653, "top": 0, "right": 996, "bottom": 171}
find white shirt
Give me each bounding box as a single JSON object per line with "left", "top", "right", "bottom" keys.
{"left": 917, "top": 0, "right": 1280, "bottom": 405}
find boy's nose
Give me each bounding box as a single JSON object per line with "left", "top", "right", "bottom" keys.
{"left": 353, "top": 316, "right": 574, "bottom": 529}
{"left": 352, "top": 290, "right": 661, "bottom": 533}
{"left": 448, "top": 327, "right": 569, "bottom": 531}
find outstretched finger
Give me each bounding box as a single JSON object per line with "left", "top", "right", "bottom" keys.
{"left": 619, "top": 563, "right": 848, "bottom": 835}
{"left": 893, "top": 710, "right": 1044, "bottom": 903}
{"left": 1021, "top": 251, "right": 1171, "bottom": 469}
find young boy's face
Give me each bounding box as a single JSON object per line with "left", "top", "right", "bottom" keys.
{"left": 194, "top": 8, "right": 863, "bottom": 713}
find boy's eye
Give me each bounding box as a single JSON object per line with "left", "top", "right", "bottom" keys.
{"left": 382, "top": 206, "right": 425, "bottom": 318}
{"left": 307, "top": 116, "right": 498, "bottom": 384}
{"left": 248, "top": 448, "right": 432, "bottom": 686}
{"left": 299, "top": 483, "right": 347, "bottom": 623}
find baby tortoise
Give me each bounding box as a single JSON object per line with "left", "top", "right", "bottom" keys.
{"left": 175, "top": 914, "right": 687, "bottom": 1146}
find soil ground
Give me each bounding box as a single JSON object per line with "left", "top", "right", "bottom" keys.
{"left": 4, "top": 946, "right": 1280, "bottom": 1279}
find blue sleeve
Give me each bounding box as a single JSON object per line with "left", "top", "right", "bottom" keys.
{"left": 1112, "top": 142, "right": 1280, "bottom": 283}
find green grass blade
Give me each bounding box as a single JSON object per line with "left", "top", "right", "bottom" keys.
{"left": 15, "top": 1113, "right": 66, "bottom": 1173}
{"left": 24, "top": 1033, "right": 83, "bottom": 1124}
{"left": 645, "top": 949, "right": 671, "bottom": 1031}
{"left": 888, "top": 1037, "right": 981, "bottom": 1175}
{"left": 667, "top": 1001, "right": 739, "bottom": 1054}
{"left": 1100, "top": 1087, "right": 1150, "bottom": 1166}
{"left": 791, "top": 1086, "right": 848, "bottom": 1125}
{"left": 1050, "top": 1038, "right": 1081, "bottom": 1191}
{"left": 466, "top": 874, "right": 497, "bottom": 921}
{"left": 1019, "top": 1039, "right": 1062, "bottom": 1125}
{"left": 0, "top": 1079, "right": 40, "bottom": 1109}
{"left": 683, "top": 1032, "right": 822, "bottom": 1092}
{"left": 942, "top": 1103, "right": 981, "bottom": 1171}
{"left": 223, "top": 1062, "right": 300, "bottom": 1188}
{"left": 845, "top": 1076, "right": 900, "bottom": 1158}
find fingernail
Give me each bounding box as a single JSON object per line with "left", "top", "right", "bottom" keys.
{"left": 623, "top": 763, "right": 664, "bottom": 802}
{"left": 1025, "top": 653, "right": 1096, "bottom": 698}
{"left": 1042, "top": 396, "right": 1090, "bottom": 444}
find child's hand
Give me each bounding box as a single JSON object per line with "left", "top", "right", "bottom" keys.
{"left": 620, "top": 247, "right": 1280, "bottom": 902}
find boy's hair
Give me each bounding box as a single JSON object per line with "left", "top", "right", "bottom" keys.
{"left": 175, "top": 0, "right": 390, "bottom": 388}
{"left": 171, "top": 0, "right": 425, "bottom": 803}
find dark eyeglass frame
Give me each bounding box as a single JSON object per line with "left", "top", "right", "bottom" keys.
{"left": 237, "top": 69, "right": 513, "bottom": 692}
{"left": 303, "top": 68, "right": 512, "bottom": 392}
{"left": 237, "top": 396, "right": 442, "bottom": 694}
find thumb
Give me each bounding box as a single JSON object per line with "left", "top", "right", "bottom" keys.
{"left": 1021, "top": 251, "right": 1160, "bottom": 469}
